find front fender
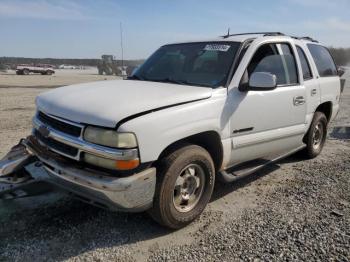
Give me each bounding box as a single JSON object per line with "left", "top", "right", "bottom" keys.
{"left": 118, "top": 93, "right": 228, "bottom": 163}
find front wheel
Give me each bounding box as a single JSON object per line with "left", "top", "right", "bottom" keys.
{"left": 149, "top": 144, "right": 215, "bottom": 229}
{"left": 301, "top": 111, "right": 328, "bottom": 159}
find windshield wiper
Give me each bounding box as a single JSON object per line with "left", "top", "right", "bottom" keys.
{"left": 147, "top": 78, "right": 191, "bottom": 85}
{"left": 159, "top": 78, "right": 215, "bottom": 87}
{"left": 130, "top": 76, "right": 213, "bottom": 88}
{"left": 127, "top": 74, "right": 144, "bottom": 80}
{"left": 158, "top": 78, "right": 184, "bottom": 85}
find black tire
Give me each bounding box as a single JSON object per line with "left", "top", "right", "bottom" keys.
{"left": 149, "top": 144, "right": 215, "bottom": 229}
{"left": 46, "top": 70, "right": 53, "bottom": 75}
{"left": 301, "top": 111, "right": 328, "bottom": 159}
{"left": 23, "top": 69, "right": 30, "bottom": 75}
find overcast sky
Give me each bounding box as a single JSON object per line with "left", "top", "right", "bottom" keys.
{"left": 1, "top": 0, "right": 350, "bottom": 59}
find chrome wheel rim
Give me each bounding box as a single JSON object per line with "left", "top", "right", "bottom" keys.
{"left": 173, "top": 163, "right": 206, "bottom": 213}
{"left": 312, "top": 122, "right": 324, "bottom": 150}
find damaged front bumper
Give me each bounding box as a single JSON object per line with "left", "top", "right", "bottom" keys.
{"left": 0, "top": 137, "right": 156, "bottom": 212}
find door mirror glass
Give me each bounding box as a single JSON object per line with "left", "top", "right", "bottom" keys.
{"left": 249, "top": 72, "right": 277, "bottom": 90}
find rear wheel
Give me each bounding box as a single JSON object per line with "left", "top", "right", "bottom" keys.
{"left": 301, "top": 111, "right": 328, "bottom": 159}
{"left": 23, "top": 69, "right": 30, "bottom": 75}
{"left": 149, "top": 144, "right": 215, "bottom": 229}
{"left": 46, "top": 70, "right": 53, "bottom": 75}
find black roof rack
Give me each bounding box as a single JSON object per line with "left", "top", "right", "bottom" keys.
{"left": 291, "top": 36, "right": 319, "bottom": 43}
{"left": 220, "top": 31, "right": 319, "bottom": 43}
{"left": 221, "top": 32, "right": 285, "bottom": 39}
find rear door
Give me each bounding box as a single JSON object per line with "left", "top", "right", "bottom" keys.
{"left": 307, "top": 44, "right": 341, "bottom": 121}
{"left": 227, "top": 40, "right": 307, "bottom": 166}
{"left": 295, "top": 44, "right": 321, "bottom": 128}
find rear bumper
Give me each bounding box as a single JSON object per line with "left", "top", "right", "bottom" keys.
{"left": 1, "top": 137, "right": 157, "bottom": 212}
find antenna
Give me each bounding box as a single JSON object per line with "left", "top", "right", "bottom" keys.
{"left": 120, "top": 22, "right": 124, "bottom": 69}
{"left": 226, "top": 28, "right": 230, "bottom": 38}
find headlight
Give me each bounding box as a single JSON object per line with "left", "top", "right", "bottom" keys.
{"left": 84, "top": 126, "right": 137, "bottom": 148}
{"left": 84, "top": 153, "right": 140, "bottom": 170}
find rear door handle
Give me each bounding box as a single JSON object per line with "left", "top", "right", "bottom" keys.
{"left": 311, "top": 89, "right": 317, "bottom": 96}
{"left": 293, "top": 96, "right": 305, "bottom": 106}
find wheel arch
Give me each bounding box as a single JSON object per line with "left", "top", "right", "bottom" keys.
{"left": 315, "top": 101, "right": 332, "bottom": 122}
{"left": 156, "top": 131, "right": 224, "bottom": 172}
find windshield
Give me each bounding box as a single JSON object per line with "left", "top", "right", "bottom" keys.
{"left": 131, "top": 42, "right": 241, "bottom": 88}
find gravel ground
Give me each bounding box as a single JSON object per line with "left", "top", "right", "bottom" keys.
{"left": 0, "top": 73, "right": 349, "bottom": 261}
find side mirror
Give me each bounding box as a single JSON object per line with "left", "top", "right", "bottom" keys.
{"left": 249, "top": 72, "right": 277, "bottom": 91}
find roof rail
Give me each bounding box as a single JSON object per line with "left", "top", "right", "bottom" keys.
{"left": 291, "top": 36, "right": 319, "bottom": 43}
{"left": 221, "top": 32, "right": 285, "bottom": 39}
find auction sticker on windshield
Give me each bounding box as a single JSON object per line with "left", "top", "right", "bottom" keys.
{"left": 204, "top": 44, "right": 231, "bottom": 52}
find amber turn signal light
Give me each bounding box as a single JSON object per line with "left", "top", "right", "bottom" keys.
{"left": 115, "top": 159, "right": 140, "bottom": 170}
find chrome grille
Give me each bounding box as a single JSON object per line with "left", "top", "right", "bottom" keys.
{"left": 34, "top": 129, "right": 78, "bottom": 158}
{"left": 32, "top": 111, "right": 138, "bottom": 162}
{"left": 38, "top": 111, "right": 82, "bottom": 137}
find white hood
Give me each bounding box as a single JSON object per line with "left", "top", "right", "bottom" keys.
{"left": 36, "top": 79, "right": 212, "bottom": 127}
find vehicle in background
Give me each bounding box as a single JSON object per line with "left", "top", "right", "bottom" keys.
{"left": 16, "top": 64, "right": 55, "bottom": 75}
{"left": 97, "top": 55, "right": 138, "bottom": 76}
{"left": 59, "top": 64, "right": 78, "bottom": 69}
{"left": 1, "top": 32, "right": 342, "bottom": 229}
{"left": 97, "top": 55, "right": 118, "bottom": 75}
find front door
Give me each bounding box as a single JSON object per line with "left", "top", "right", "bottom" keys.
{"left": 228, "top": 41, "right": 307, "bottom": 166}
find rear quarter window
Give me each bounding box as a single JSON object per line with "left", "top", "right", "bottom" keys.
{"left": 307, "top": 44, "right": 337, "bottom": 77}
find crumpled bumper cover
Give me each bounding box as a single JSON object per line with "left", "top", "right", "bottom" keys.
{"left": 1, "top": 136, "right": 157, "bottom": 212}
{"left": 26, "top": 160, "right": 156, "bottom": 212}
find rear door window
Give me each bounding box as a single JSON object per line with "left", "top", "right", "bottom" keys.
{"left": 296, "top": 46, "right": 313, "bottom": 80}
{"left": 307, "top": 44, "right": 337, "bottom": 77}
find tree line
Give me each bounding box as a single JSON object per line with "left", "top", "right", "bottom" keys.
{"left": 0, "top": 57, "right": 145, "bottom": 68}
{"left": 328, "top": 47, "right": 350, "bottom": 66}
{"left": 1, "top": 47, "right": 350, "bottom": 68}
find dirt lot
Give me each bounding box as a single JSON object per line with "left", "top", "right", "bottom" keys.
{"left": 0, "top": 71, "right": 349, "bottom": 261}
{"left": 0, "top": 69, "right": 117, "bottom": 88}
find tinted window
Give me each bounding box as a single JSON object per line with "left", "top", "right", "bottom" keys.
{"left": 279, "top": 44, "right": 298, "bottom": 84}
{"left": 246, "top": 43, "right": 298, "bottom": 86}
{"left": 296, "top": 46, "right": 312, "bottom": 80}
{"left": 281, "top": 43, "right": 293, "bottom": 55}
{"left": 307, "top": 44, "right": 337, "bottom": 77}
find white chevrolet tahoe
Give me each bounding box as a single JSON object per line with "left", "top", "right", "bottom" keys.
{"left": 0, "top": 32, "right": 342, "bottom": 228}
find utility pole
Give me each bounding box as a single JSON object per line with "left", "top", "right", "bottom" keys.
{"left": 120, "top": 22, "right": 124, "bottom": 69}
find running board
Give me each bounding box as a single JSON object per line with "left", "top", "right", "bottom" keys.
{"left": 219, "top": 145, "right": 306, "bottom": 183}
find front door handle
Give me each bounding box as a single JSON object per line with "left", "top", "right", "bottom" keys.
{"left": 311, "top": 88, "right": 317, "bottom": 96}
{"left": 293, "top": 96, "right": 305, "bottom": 106}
